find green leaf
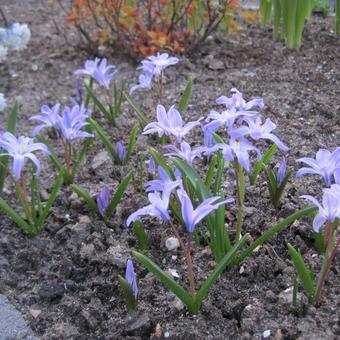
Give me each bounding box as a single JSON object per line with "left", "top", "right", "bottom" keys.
{"left": 178, "top": 78, "right": 193, "bottom": 112}
{"left": 85, "top": 84, "right": 113, "bottom": 123}
{"left": 287, "top": 243, "right": 315, "bottom": 303}
{"left": 205, "top": 153, "right": 217, "bottom": 189}
{"left": 235, "top": 206, "right": 318, "bottom": 265}
{"left": 126, "top": 124, "right": 139, "bottom": 164}
{"left": 0, "top": 196, "right": 34, "bottom": 236}
{"left": 264, "top": 166, "right": 277, "bottom": 206}
{"left": 213, "top": 152, "right": 224, "bottom": 196}
{"left": 88, "top": 117, "right": 120, "bottom": 164}
{"left": 0, "top": 101, "right": 19, "bottom": 194}
{"left": 250, "top": 144, "right": 277, "bottom": 184}
{"left": 133, "top": 221, "right": 149, "bottom": 251}
{"left": 70, "top": 183, "right": 98, "bottom": 214}
{"left": 118, "top": 275, "right": 138, "bottom": 311}
{"left": 105, "top": 172, "right": 132, "bottom": 218}
{"left": 38, "top": 168, "right": 64, "bottom": 227}
{"left": 193, "top": 234, "right": 249, "bottom": 312}
{"left": 124, "top": 92, "right": 148, "bottom": 126}
{"left": 275, "top": 169, "right": 294, "bottom": 208}
{"left": 132, "top": 250, "right": 194, "bottom": 311}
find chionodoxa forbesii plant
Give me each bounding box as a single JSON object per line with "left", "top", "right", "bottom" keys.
{"left": 56, "top": 0, "right": 239, "bottom": 57}
{"left": 0, "top": 107, "right": 64, "bottom": 237}
{"left": 288, "top": 148, "right": 340, "bottom": 304}
{"left": 125, "top": 85, "right": 317, "bottom": 314}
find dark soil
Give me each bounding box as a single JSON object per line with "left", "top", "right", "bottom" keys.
{"left": 0, "top": 1, "right": 340, "bottom": 339}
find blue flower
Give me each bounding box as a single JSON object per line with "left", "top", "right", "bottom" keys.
{"left": 125, "top": 259, "right": 138, "bottom": 299}
{"left": 277, "top": 156, "right": 287, "bottom": 186}
{"left": 57, "top": 104, "right": 93, "bottom": 143}
{"left": 164, "top": 141, "right": 204, "bottom": 165}
{"left": 177, "top": 188, "right": 234, "bottom": 233}
{"left": 116, "top": 142, "right": 126, "bottom": 163}
{"left": 126, "top": 187, "right": 174, "bottom": 226}
{"left": 301, "top": 184, "right": 340, "bottom": 232}
{"left": 296, "top": 148, "right": 340, "bottom": 187}
{"left": 96, "top": 184, "right": 110, "bottom": 216}
{"left": 30, "top": 103, "right": 61, "bottom": 136}
{"left": 145, "top": 166, "right": 182, "bottom": 193}
{"left": 0, "top": 132, "right": 49, "bottom": 181}
{"left": 129, "top": 71, "right": 153, "bottom": 95}
{"left": 143, "top": 104, "right": 202, "bottom": 143}
{"left": 242, "top": 117, "right": 289, "bottom": 152}
{"left": 75, "top": 58, "right": 117, "bottom": 89}
{"left": 139, "top": 52, "right": 179, "bottom": 78}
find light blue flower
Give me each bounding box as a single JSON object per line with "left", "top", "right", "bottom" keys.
{"left": 30, "top": 103, "right": 61, "bottom": 136}
{"left": 301, "top": 184, "right": 340, "bottom": 232}
{"left": 177, "top": 188, "right": 234, "bottom": 233}
{"left": 0, "top": 132, "right": 49, "bottom": 181}
{"left": 164, "top": 141, "right": 204, "bottom": 165}
{"left": 96, "top": 184, "right": 110, "bottom": 216}
{"left": 75, "top": 58, "right": 117, "bottom": 89}
{"left": 126, "top": 187, "right": 174, "bottom": 226}
{"left": 296, "top": 148, "right": 340, "bottom": 187}
{"left": 125, "top": 259, "right": 138, "bottom": 299}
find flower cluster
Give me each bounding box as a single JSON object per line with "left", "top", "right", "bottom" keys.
{"left": 200, "top": 88, "right": 288, "bottom": 173}
{"left": 30, "top": 102, "right": 93, "bottom": 143}
{"left": 0, "top": 22, "right": 31, "bottom": 111}
{"left": 0, "top": 22, "right": 31, "bottom": 59}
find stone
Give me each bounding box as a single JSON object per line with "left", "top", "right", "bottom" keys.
{"left": 91, "top": 150, "right": 112, "bottom": 176}
{"left": 126, "top": 312, "right": 152, "bottom": 336}
{"left": 165, "top": 237, "right": 180, "bottom": 251}
{"left": 38, "top": 283, "right": 66, "bottom": 300}
{"left": 0, "top": 294, "right": 37, "bottom": 339}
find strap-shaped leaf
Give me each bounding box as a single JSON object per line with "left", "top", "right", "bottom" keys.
{"left": 105, "top": 172, "right": 132, "bottom": 218}
{"left": 85, "top": 83, "right": 113, "bottom": 122}
{"left": 133, "top": 221, "right": 149, "bottom": 251}
{"left": 264, "top": 166, "right": 277, "bottom": 205}
{"left": 250, "top": 144, "right": 277, "bottom": 184}
{"left": 70, "top": 183, "right": 98, "bottom": 214}
{"left": 193, "top": 234, "right": 249, "bottom": 312}
{"left": 126, "top": 124, "right": 139, "bottom": 164}
{"left": 205, "top": 153, "right": 217, "bottom": 189}
{"left": 178, "top": 78, "right": 192, "bottom": 112}
{"left": 132, "top": 250, "right": 194, "bottom": 311}
{"left": 0, "top": 196, "right": 33, "bottom": 235}
{"left": 235, "top": 206, "right": 317, "bottom": 265}
{"left": 124, "top": 92, "right": 148, "bottom": 126}
{"left": 38, "top": 168, "right": 65, "bottom": 228}
{"left": 118, "top": 275, "right": 138, "bottom": 311}
{"left": 88, "top": 117, "right": 120, "bottom": 164}
{"left": 287, "top": 243, "right": 315, "bottom": 303}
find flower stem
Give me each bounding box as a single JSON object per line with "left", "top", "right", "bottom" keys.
{"left": 235, "top": 162, "right": 245, "bottom": 242}
{"left": 169, "top": 220, "right": 196, "bottom": 298}
{"left": 315, "top": 236, "right": 340, "bottom": 303}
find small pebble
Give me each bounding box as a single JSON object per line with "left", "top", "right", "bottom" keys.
{"left": 165, "top": 237, "right": 179, "bottom": 251}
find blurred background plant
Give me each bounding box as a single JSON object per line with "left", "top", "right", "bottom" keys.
{"left": 53, "top": 0, "right": 239, "bottom": 57}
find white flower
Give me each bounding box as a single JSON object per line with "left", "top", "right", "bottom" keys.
{"left": 0, "top": 93, "right": 6, "bottom": 112}
{"left": 3, "top": 23, "right": 31, "bottom": 50}
{"left": 0, "top": 45, "right": 8, "bottom": 62}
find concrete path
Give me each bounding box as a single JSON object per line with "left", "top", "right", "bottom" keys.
{"left": 0, "top": 295, "right": 37, "bottom": 340}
